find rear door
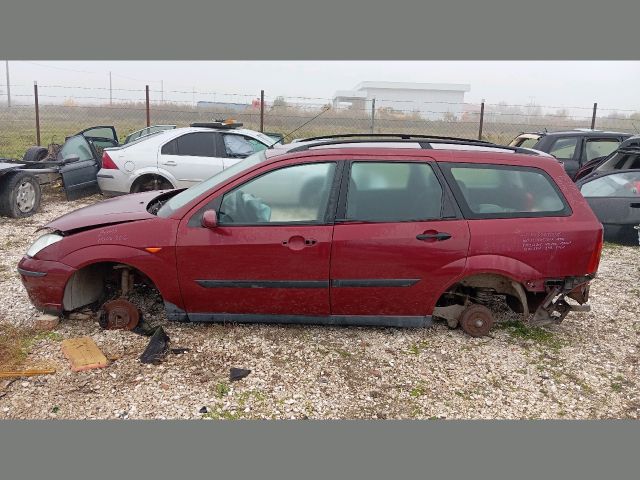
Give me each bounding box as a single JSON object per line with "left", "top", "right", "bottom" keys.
{"left": 330, "top": 159, "right": 470, "bottom": 317}
{"left": 579, "top": 171, "right": 640, "bottom": 243}
{"left": 159, "top": 132, "right": 224, "bottom": 187}
{"left": 547, "top": 136, "right": 580, "bottom": 178}
{"left": 57, "top": 135, "right": 101, "bottom": 200}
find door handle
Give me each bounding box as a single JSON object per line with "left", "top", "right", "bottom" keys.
{"left": 163, "top": 161, "right": 177, "bottom": 166}
{"left": 416, "top": 232, "right": 451, "bottom": 241}
{"left": 630, "top": 203, "right": 640, "bottom": 208}
{"left": 282, "top": 236, "right": 317, "bottom": 251}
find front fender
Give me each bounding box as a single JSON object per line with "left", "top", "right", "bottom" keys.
{"left": 60, "top": 244, "right": 183, "bottom": 309}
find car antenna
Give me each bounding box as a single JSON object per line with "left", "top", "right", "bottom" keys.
{"left": 268, "top": 105, "right": 332, "bottom": 148}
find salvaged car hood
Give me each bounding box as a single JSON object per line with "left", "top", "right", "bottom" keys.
{"left": 45, "top": 191, "right": 161, "bottom": 233}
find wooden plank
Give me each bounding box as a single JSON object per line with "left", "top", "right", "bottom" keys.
{"left": 61, "top": 337, "right": 108, "bottom": 372}
{"left": 0, "top": 369, "right": 56, "bottom": 378}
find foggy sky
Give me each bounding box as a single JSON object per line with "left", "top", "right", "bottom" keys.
{"left": 2, "top": 61, "right": 638, "bottom": 114}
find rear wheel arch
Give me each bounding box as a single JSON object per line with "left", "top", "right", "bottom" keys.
{"left": 434, "top": 271, "right": 529, "bottom": 318}
{"left": 130, "top": 173, "right": 175, "bottom": 193}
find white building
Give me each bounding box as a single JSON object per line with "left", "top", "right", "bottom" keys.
{"left": 333, "top": 81, "right": 471, "bottom": 120}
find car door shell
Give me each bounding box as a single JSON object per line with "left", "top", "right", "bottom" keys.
{"left": 58, "top": 134, "right": 101, "bottom": 200}
{"left": 174, "top": 158, "right": 344, "bottom": 320}
{"left": 329, "top": 156, "right": 471, "bottom": 317}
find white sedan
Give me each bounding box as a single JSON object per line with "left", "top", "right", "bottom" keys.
{"left": 97, "top": 123, "right": 276, "bottom": 196}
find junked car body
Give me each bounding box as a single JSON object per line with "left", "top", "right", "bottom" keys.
{"left": 18, "top": 134, "right": 603, "bottom": 337}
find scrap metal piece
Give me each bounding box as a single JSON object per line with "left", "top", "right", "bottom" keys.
{"left": 432, "top": 304, "right": 467, "bottom": 328}
{"left": 531, "top": 287, "right": 571, "bottom": 326}
{"left": 459, "top": 304, "right": 494, "bottom": 338}
{"left": 229, "top": 368, "right": 251, "bottom": 382}
{"left": 100, "top": 298, "right": 140, "bottom": 330}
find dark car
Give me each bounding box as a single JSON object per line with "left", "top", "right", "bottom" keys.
{"left": 574, "top": 135, "right": 640, "bottom": 182}
{"left": 18, "top": 134, "right": 603, "bottom": 337}
{"left": 576, "top": 169, "right": 640, "bottom": 244}
{"left": 509, "top": 129, "right": 631, "bottom": 180}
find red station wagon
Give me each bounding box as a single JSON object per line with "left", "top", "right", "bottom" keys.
{"left": 18, "top": 134, "right": 603, "bottom": 337}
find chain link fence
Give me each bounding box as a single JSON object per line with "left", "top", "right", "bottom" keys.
{"left": 1, "top": 82, "right": 639, "bottom": 159}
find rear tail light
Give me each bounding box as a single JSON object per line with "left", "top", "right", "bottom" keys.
{"left": 101, "top": 151, "right": 119, "bottom": 170}
{"left": 587, "top": 229, "right": 604, "bottom": 274}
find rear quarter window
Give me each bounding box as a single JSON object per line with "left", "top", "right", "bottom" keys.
{"left": 442, "top": 163, "right": 571, "bottom": 218}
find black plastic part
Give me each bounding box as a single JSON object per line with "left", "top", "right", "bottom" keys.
{"left": 187, "top": 313, "right": 433, "bottom": 328}
{"left": 139, "top": 326, "right": 170, "bottom": 364}
{"left": 229, "top": 368, "right": 251, "bottom": 382}
{"left": 416, "top": 232, "right": 451, "bottom": 241}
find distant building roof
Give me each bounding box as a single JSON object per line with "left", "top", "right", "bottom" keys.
{"left": 354, "top": 81, "right": 470, "bottom": 92}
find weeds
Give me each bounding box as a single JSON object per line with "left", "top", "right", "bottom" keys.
{"left": 497, "top": 320, "right": 564, "bottom": 350}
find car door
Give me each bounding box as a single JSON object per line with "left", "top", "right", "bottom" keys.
{"left": 579, "top": 171, "right": 640, "bottom": 243}
{"left": 159, "top": 132, "right": 224, "bottom": 187}
{"left": 329, "top": 160, "right": 470, "bottom": 319}
{"left": 57, "top": 134, "right": 101, "bottom": 200}
{"left": 175, "top": 160, "right": 341, "bottom": 320}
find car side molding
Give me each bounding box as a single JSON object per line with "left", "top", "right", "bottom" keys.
{"left": 186, "top": 313, "right": 433, "bottom": 328}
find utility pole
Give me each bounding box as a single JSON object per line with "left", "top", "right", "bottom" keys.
{"left": 160, "top": 80, "right": 164, "bottom": 104}
{"left": 5, "top": 60, "right": 10, "bottom": 107}
{"left": 109, "top": 71, "right": 112, "bottom": 106}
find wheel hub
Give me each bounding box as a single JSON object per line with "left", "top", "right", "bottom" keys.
{"left": 100, "top": 298, "right": 140, "bottom": 330}
{"left": 16, "top": 181, "right": 36, "bottom": 213}
{"left": 459, "top": 304, "right": 494, "bottom": 338}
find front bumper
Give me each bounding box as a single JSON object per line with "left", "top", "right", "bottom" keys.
{"left": 17, "top": 256, "right": 76, "bottom": 314}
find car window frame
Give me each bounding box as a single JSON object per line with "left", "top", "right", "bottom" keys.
{"left": 548, "top": 135, "right": 580, "bottom": 162}
{"left": 334, "top": 159, "right": 457, "bottom": 224}
{"left": 221, "top": 133, "right": 268, "bottom": 159}
{"left": 439, "top": 162, "right": 573, "bottom": 220}
{"left": 187, "top": 160, "right": 345, "bottom": 228}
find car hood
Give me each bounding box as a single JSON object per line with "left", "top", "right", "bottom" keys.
{"left": 44, "top": 191, "right": 162, "bottom": 233}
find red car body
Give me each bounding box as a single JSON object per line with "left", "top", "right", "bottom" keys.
{"left": 18, "top": 143, "right": 603, "bottom": 329}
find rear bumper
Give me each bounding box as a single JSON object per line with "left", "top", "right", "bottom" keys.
{"left": 97, "top": 170, "right": 131, "bottom": 196}
{"left": 17, "top": 256, "right": 76, "bottom": 314}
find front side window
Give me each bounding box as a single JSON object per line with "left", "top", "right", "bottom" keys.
{"left": 223, "top": 134, "right": 266, "bottom": 158}
{"left": 345, "top": 162, "right": 443, "bottom": 222}
{"left": 580, "top": 172, "right": 640, "bottom": 197}
{"left": 549, "top": 137, "right": 578, "bottom": 160}
{"left": 219, "top": 162, "right": 336, "bottom": 224}
{"left": 583, "top": 139, "right": 620, "bottom": 162}
{"left": 58, "top": 135, "right": 94, "bottom": 161}
{"left": 447, "top": 164, "right": 567, "bottom": 217}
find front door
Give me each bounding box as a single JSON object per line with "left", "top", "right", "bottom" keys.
{"left": 176, "top": 161, "right": 340, "bottom": 320}
{"left": 330, "top": 161, "right": 470, "bottom": 317}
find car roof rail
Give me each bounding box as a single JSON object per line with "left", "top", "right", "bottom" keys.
{"left": 295, "top": 133, "right": 496, "bottom": 144}
{"left": 285, "top": 137, "right": 541, "bottom": 155}
{"left": 190, "top": 121, "right": 243, "bottom": 129}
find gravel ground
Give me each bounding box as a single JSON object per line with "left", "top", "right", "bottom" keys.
{"left": 0, "top": 186, "right": 638, "bottom": 419}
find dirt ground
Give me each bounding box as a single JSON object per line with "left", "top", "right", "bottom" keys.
{"left": 0, "top": 186, "right": 638, "bottom": 419}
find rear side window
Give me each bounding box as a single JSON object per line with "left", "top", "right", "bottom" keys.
{"left": 443, "top": 164, "right": 569, "bottom": 218}
{"left": 161, "top": 132, "right": 216, "bottom": 157}
{"left": 580, "top": 172, "right": 640, "bottom": 197}
{"left": 346, "top": 162, "right": 443, "bottom": 222}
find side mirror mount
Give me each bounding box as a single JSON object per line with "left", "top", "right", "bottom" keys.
{"left": 201, "top": 209, "right": 218, "bottom": 229}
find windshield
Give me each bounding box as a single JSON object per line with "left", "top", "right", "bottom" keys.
{"left": 157, "top": 150, "right": 267, "bottom": 217}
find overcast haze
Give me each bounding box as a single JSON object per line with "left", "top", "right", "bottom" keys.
{"left": 2, "top": 61, "right": 638, "bottom": 113}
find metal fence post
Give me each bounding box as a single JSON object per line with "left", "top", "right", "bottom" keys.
{"left": 145, "top": 85, "right": 150, "bottom": 127}
{"left": 34, "top": 81, "right": 40, "bottom": 145}
{"left": 260, "top": 90, "right": 264, "bottom": 132}
{"left": 370, "top": 98, "right": 376, "bottom": 134}
{"left": 478, "top": 100, "right": 485, "bottom": 140}
{"left": 591, "top": 102, "right": 597, "bottom": 129}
